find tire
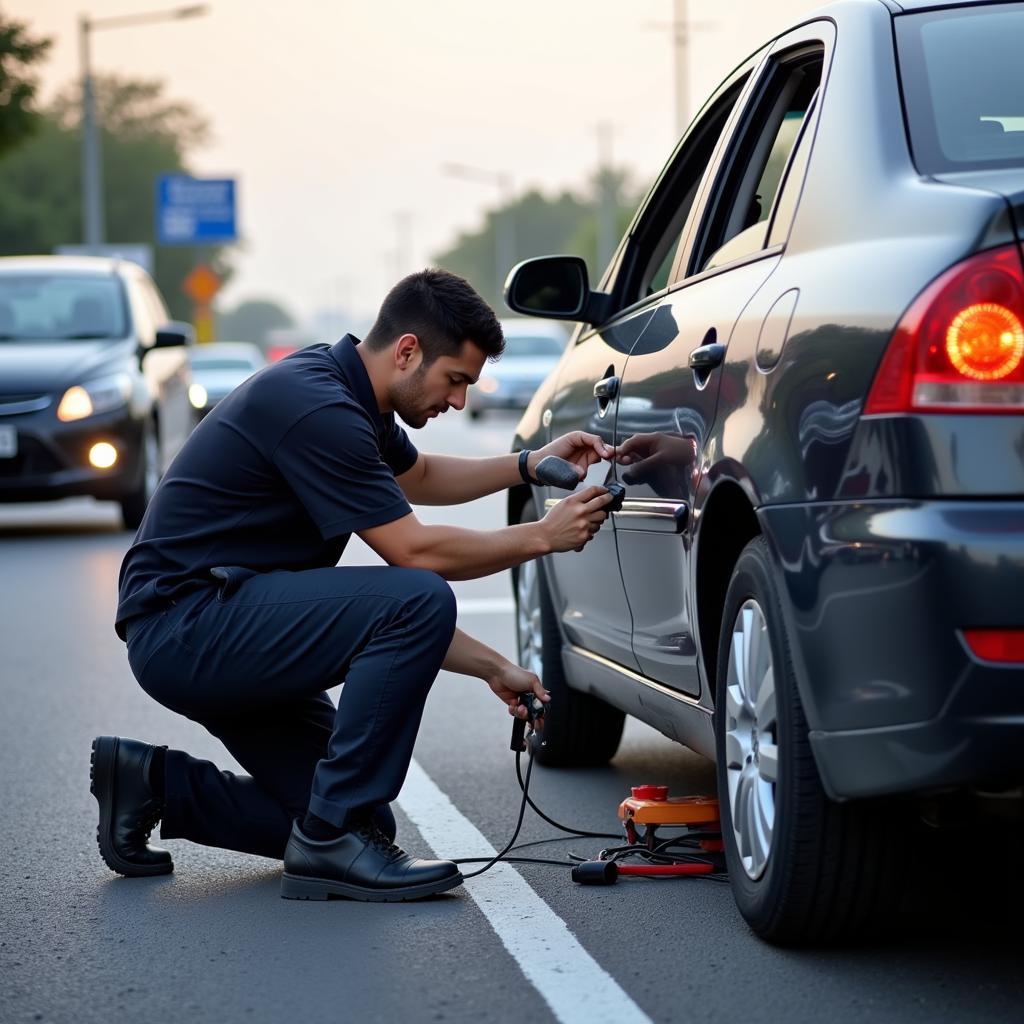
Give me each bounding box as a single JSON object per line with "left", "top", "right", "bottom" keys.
{"left": 514, "top": 500, "right": 625, "bottom": 766}
{"left": 120, "top": 420, "right": 160, "bottom": 531}
{"left": 715, "top": 536, "right": 904, "bottom": 944}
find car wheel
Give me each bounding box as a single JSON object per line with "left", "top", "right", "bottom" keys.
{"left": 469, "top": 408, "right": 482, "bottom": 421}
{"left": 119, "top": 420, "right": 160, "bottom": 531}
{"left": 515, "top": 500, "right": 625, "bottom": 766}
{"left": 715, "top": 535, "right": 903, "bottom": 944}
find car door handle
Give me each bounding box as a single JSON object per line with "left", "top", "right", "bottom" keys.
{"left": 593, "top": 375, "right": 620, "bottom": 400}
{"left": 688, "top": 343, "right": 726, "bottom": 371}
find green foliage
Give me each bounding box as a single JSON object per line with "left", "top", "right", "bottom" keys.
{"left": 216, "top": 298, "right": 296, "bottom": 347}
{"left": 0, "top": 73, "right": 230, "bottom": 320}
{"left": 433, "top": 169, "right": 644, "bottom": 310}
{"left": 0, "top": 13, "right": 51, "bottom": 158}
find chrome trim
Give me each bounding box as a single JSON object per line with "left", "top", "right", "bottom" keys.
{"left": 613, "top": 498, "right": 688, "bottom": 532}
{"left": 0, "top": 395, "right": 52, "bottom": 416}
{"left": 567, "top": 644, "right": 705, "bottom": 710}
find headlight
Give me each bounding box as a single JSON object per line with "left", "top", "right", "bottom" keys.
{"left": 57, "top": 373, "right": 132, "bottom": 423}
{"left": 476, "top": 376, "right": 499, "bottom": 394}
{"left": 189, "top": 383, "right": 208, "bottom": 409}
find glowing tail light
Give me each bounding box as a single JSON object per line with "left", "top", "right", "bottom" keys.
{"left": 864, "top": 244, "right": 1024, "bottom": 413}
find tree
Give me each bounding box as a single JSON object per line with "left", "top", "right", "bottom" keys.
{"left": 0, "top": 13, "right": 51, "bottom": 158}
{"left": 432, "top": 170, "right": 644, "bottom": 311}
{"left": 0, "top": 73, "right": 230, "bottom": 320}
{"left": 217, "top": 298, "right": 296, "bottom": 347}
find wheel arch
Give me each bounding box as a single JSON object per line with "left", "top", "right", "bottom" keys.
{"left": 694, "top": 476, "right": 761, "bottom": 700}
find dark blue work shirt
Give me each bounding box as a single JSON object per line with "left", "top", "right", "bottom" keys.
{"left": 115, "top": 335, "right": 419, "bottom": 639}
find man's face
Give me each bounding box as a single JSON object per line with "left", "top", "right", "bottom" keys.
{"left": 390, "top": 339, "right": 488, "bottom": 429}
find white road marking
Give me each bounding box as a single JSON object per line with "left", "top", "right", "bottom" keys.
{"left": 397, "top": 759, "right": 654, "bottom": 1024}
{"left": 455, "top": 596, "right": 515, "bottom": 615}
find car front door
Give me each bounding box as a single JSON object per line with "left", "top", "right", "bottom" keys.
{"left": 539, "top": 53, "right": 764, "bottom": 672}
{"left": 614, "top": 28, "right": 831, "bottom": 696}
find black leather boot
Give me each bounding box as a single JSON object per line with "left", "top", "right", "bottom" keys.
{"left": 90, "top": 736, "right": 173, "bottom": 877}
{"left": 281, "top": 817, "right": 461, "bottom": 902}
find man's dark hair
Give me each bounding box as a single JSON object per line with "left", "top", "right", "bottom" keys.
{"left": 364, "top": 268, "right": 505, "bottom": 363}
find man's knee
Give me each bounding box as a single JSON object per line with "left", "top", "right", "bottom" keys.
{"left": 398, "top": 568, "right": 457, "bottom": 632}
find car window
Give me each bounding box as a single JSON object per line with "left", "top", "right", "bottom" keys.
{"left": 694, "top": 47, "right": 823, "bottom": 274}
{"left": 766, "top": 89, "right": 819, "bottom": 247}
{"left": 0, "top": 273, "right": 128, "bottom": 341}
{"left": 896, "top": 3, "right": 1024, "bottom": 173}
{"left": 611, "top": 60, "right": 760, "bottom": 312}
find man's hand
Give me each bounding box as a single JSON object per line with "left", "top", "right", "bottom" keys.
{"left": 531, "top": 431, "right": 614, "bottom": 483}
{"left": 487, "top": 660, "right": 550, "bottom": 719}
{"left": 539, "top": 486, "right": 613, "bottom": 552}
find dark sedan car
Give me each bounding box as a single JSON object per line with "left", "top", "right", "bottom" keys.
{"left": 506, "top": 0, "right": 1023, "bottom": 942}
{"left": 0, "top": 256, "right": 195, "bottom": 528}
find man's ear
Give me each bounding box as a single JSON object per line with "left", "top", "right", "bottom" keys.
{"left": 395, "top": 333, "right": 420, "bottom": 371}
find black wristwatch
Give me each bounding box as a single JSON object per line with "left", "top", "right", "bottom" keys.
{"left": 518, "top": 448, "right": 540, "bottom": 486}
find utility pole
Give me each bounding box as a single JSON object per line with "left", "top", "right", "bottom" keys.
{"left": 672, "top": 0, "right": 689, "bottom": 141}
{"left": 78, "top": 4, "right": 208, "bottom": 248}
{"left": 441, "top": 163, "right": 515, "bottom": 295}
{"left": 644, "top": 1, "right": 713, "bottom": 142}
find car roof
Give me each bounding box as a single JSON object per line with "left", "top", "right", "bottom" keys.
{"left": 887, "top": 0, "right": 1012, "bottom": 11}
{"left": 0, "top": 255, "right": 125, "bottom": 277}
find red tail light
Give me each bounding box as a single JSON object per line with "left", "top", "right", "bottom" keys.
{"left": 864, "top": 244, "right": 1024, "bottom": 414}
{"left": 962, "top": 629, "right": 1024, "bottom": 664}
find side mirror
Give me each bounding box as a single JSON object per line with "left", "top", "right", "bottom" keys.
{"left": 504, "top": 256, "right": 612, "bottom": 325}
{"left": 154, "top": 321, "right": 195, "bottom": 349}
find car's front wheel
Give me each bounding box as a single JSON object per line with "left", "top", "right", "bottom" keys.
{"left": 119, "top": 420, "right": 160, "bottom": 531}
{"left": 716, "top": 536, "right": 903, "bottom": 943}
{"left": 514, "top": 499, "right": 625, "bottom": 766}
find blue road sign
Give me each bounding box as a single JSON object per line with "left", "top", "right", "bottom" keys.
{"left": 157, "top": 175, "right": 237, "bottom": 245}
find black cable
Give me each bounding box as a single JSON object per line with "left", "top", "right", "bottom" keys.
{"left": 458, "top": 746, "right": 537, "bottom": 879}
{"left": 452, "top": 725, "right": 729, "bottom": 882}
{"left": 514, "top": 749, "right": 621, "bottom": 840}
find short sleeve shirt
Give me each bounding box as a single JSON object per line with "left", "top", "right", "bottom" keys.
{"left": 115, "top": 335, "right": 419, "bottom": 638}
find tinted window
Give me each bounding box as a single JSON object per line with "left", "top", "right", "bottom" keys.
{"left": 896, "top": 3, "right": 1024, "bottom": 173}
{"left": 696, "top": 50, "right": 822, "bottom": 273}
{"left": 0, "top": 274, "right": 128, "bottom": 341}
{"left": 620, "top": 67, "right": 755, "bottom": 305}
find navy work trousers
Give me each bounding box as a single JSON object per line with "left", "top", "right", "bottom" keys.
{"left": 125, "top": 565, "right": 457, "bottom": 859}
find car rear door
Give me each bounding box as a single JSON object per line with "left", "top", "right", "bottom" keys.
{"left": 614, "top": 25, "right": 832, "bottom": 696}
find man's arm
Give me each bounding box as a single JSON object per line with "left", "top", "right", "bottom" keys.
{"left": 396, "top": 431, "right": 615, "bottom": 505}
{"left": 358, "top": 486, "right": 612, "bottom": 580}
{"left": 443, "top": 627, "right": 549, "bottom": 718}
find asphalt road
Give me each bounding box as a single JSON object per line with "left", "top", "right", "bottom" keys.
{"left": 2, "top": 407, "right": 1022, "bottom": 1024}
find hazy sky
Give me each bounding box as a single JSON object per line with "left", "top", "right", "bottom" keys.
{"left": 24, "top": 0, "right": 818, "bottom": 329}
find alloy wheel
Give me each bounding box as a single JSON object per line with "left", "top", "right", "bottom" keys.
{"left": 516, "top": 560, "right": 544, "bottom": 680}
{"left": 724, "top": 598, "right": 779, "bottom": 880}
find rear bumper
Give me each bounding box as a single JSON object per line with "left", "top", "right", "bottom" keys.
{"left": 759, "top": 500, "right": 1024, "bottom": 800}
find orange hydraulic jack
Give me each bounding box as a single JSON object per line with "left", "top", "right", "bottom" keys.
{"left": 571, "top": 785, "right": 725, "bottom": 884}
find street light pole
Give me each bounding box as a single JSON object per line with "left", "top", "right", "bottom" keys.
{"left": 442, "top": 162, "right": 515, "bottom": 290}
{"left": 77, "top": 4, "right": 209, "bottom": 248}
{"left": 79, "top": 16, "right": 103, "bottom": 247}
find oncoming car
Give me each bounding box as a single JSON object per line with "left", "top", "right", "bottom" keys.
{"left": 0, "top": 256, "right": 195, "bottom": 528}
{"left": 188, "top": 341, "right": 267, "bottom": 419}
{"left": 467, "top": 320, "right": 566, "bottom": 419}
{"left": 506, "top": 0, "right": 1024, "bottom": 943}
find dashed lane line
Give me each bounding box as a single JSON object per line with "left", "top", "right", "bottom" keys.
{"left": 397, "top": 758, "right": 654, "bottom": 1024}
